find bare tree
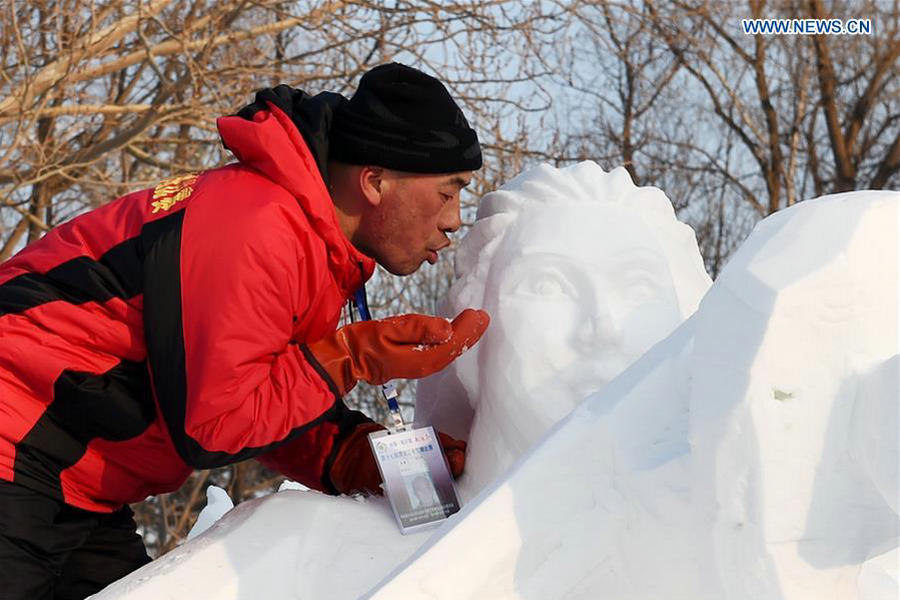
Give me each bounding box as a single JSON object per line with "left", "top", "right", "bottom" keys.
{"left": 557, "top": 0, "right": 898, "bottom": 276}
{"left": 0, "top": 0, "right": 569, "bottom": 257}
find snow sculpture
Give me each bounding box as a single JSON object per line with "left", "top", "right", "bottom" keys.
{"left": 366, "top": 190, "right": 900, "bottom": 600}
{"left": 417, "top": 161, "right": 710, "bottom": 498}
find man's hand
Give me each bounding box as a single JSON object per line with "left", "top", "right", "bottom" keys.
{"left": 329, "top": 424, "right": 468, "bottom": 496}
{"left": 437, "top": 431, "right": 466, "bottom": 478}
{"left": 306, "top": 309, "right": 490, "bottom": 397}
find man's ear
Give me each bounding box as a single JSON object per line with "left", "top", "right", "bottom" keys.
{"left": 359, "top": 166, "right": 385, "bottom": 207}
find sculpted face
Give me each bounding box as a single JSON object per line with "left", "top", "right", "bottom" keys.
{"left": 478, "top": 203, "right": 682, "bottom": 446}
{"left": 417, "top": 161, "right": 711, "bottom": 497}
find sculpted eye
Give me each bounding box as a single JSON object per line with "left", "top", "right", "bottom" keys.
{"left": 623, "top": 273, "right": 661, "bottom": 304}
{"left": 512, "top": 270, "right": 577, "bottom": 299}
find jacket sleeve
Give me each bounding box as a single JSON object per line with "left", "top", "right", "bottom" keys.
{"left": 255, "top": 398, "right": 375, "bottom": 493}
{"left": 141, "top": 183, "right": 363, "bottom": 471}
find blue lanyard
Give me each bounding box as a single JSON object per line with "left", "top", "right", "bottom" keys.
{"left": 353, "top": 287, "right": 372, "bottom": 321}
{"left": 352, "top": 285, "right": 407, "bottom": 432}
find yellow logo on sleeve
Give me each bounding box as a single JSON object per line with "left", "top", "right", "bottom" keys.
{"left": 151, "top": 173, "right": 198, "bottom": 213}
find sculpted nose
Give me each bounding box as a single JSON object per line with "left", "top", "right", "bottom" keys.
{"left": 576, "top": 299, "right": 622, "bottom": 351}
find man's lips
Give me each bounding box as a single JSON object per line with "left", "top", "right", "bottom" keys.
{"left": 426, "top": 241, "right": 450, "bottom": 265}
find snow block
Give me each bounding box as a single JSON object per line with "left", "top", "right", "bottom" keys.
{"left": 367, "top": 191, "right": 899, "bottom": 599}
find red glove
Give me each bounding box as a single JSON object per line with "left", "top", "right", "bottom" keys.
{"left": 306, "top": 309, "right": 490, "bottom": 397}
{"left": 329, "top": 424, "right": 468, "bottom": 496}
{"left": 437, "top": 431, "right": 466, "bottom": 477}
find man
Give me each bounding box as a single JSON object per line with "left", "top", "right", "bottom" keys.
{"left": 0, "top": 63, "right": 490, "bottom": 598}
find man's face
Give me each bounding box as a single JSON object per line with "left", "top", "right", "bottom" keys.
{"left": 363, "top": 170, "right": 471, "bottom": 275}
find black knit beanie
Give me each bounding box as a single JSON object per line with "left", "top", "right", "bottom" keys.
{"left": 329, "top": 63, "right": 482, "bottom": 173}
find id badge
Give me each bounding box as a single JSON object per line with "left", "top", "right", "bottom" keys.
{"left": 368, "top": 425, "right": 462, "bottom": 534}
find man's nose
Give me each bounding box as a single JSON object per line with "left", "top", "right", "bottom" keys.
{"left": 439, "top": 196, "right": 462, "bottom": 233}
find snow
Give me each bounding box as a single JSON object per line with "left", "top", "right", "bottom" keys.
{"left": 97, "top": 491, "right": 431, "bottom": 598}
{"left": 187, "top": 486, "right": 234, "bottom": 541}
{"left": 276, "top": 479, "right": 310, "bottom": 492}
{"left": 366, "top": 188, "right": 900, "bottom": 599}
{"left": 95, "top": 163, "right": 898, "bottom": 600}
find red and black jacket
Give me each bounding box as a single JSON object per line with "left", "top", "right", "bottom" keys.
{"left": 0, "top": 104, "right": 376, "bottom": 512}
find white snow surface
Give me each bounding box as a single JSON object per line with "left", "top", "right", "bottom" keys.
{"left": 98, "top": 490, "right": 431, "bottom": 599}
{"left": 96, "top": 164, "right": 898, "bottom": 600}
{"left": 186, "top": 486, "right": 234, "bottom": 541}
{"left": 367, "top": 188, "right": 900, "bottom": 600}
